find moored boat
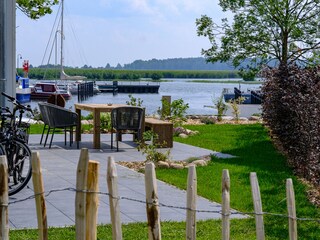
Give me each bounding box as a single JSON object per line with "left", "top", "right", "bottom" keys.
{"left": 30, "top": 82, "right": 72, "bottom": 100}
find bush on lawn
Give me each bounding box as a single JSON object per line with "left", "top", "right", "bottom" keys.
{"left": 261, "top": 65, "right": 320, "bottom": 186}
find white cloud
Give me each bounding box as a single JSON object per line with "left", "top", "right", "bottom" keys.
{"left": 127, "top": 0, "right": 154, "bottom": 15}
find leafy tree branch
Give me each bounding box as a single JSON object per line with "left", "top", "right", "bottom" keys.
{"left": 196, "top": 0, "right": 320, "bottom": 70}
{"left": 17, "top": 0, "right": 59, "bottom": 19}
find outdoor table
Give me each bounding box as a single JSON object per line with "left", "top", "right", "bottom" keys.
{"left": 75, "top": 103, "right": 127, "bottom": 149}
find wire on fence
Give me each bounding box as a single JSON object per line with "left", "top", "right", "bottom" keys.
{"left": 7, "top": 187, "right": 320, "bottom": 224}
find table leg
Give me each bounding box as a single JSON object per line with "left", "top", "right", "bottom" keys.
{"left": 93, "top": 109, "right": 101, "bottom": 149}
{"left": 76, "top": 108, "right": 82, "bottom": 143}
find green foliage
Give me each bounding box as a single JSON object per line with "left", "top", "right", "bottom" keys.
{"left": 262, "top": 65, "right": 320, "bottom": 186}
{"left": 158, "top": 98, "right": 189, "bottom": 127}
{"left": 126, "top": 94, "right": 143, "bottom": 107}
{"left": 150, "top": 72, "right": 162, "bottom": 80}
{"left": 17, "top": 0, "right": 58, "bottom": 19}
{"left": 196, "top": 1, "right": 320, "bottom": 70}
{"left": 24, "top": 68, "right": 241, "bottom": 80}
{"left": 228, "top": 97, "right": 246, "bottom": 122}
{"left": 100, "top": 113, "right": 111, "bottom": 131}
{"left": 214, "top": 92, "right": 228, "bottom": 121}
{"left": 238, "top": 68, "right": 258, "bottom": 81}
{"left": 81, "top": 112, "right": 111, "bottom": 131}
{"left": 137, "top": 131, "right": 171, "bottom": 163}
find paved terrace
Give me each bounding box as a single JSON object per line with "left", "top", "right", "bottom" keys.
{"left": 8, "top": 134, "right": 244, "bottom": 229}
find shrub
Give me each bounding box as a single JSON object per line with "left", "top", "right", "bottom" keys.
{"left": 200, "top": 116, "right": 216, "bottom": 125}
{"left": 228, "top": 96, "right": 246, "bottom": 122}
{"left": 126, "top": 94, "right": 143, "bottom": 107}
{"left": 261, "top": 65, "right": 320, "bottom": 186}
{"left": 204, "top": 91, "right": 227, "bottom": 121}
{"left": 137, "top": 130, "right": 170, "bottom": 163}
{"left": 157, "top": 98, "right": 189, "bottom": 127}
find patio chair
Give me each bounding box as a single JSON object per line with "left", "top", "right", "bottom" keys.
{"left": 42, "top": 103, "right": 78, "bottom": 148}
{"left": 38, "top": 102, "right": 50, "bottom": 145}
{"left": 111, "top": 106, "right": 144, "bottom": 151}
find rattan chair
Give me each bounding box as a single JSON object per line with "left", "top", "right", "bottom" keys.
{"left": 41, "top": 103, "right": 78, "bottom": 148}
{"left": 38, "top": 102, "right": 50, "bottom": 145}
{"left": 111, "top": 106, "right": 144, "bottom": 151}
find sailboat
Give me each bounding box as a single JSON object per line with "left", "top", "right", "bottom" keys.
{"left": 59, "top": 0, "right": 86, "bottom": 82}
{"left": 32, "top": 0, "right": 86, "bottom": 99}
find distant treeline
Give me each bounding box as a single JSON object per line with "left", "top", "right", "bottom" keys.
{"left": 121, "top": 57, "right": 236, "bottom": 70}
{"left": 20, "top": 68, "right": 241, "bottom": 80}
{"left": 34, "top": 57, "right": 239, "bottom": 71}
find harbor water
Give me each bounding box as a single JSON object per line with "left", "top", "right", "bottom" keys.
{"left": 28, "top": 79, "right": 262, "bottom": 117}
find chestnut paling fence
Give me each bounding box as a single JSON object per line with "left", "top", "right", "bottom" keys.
{"left": 0, "top": 149, "right": 318, "bottom": 240}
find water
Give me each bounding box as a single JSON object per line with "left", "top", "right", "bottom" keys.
{"left": 28, "top": 79, "right": 261, "bottom": 116}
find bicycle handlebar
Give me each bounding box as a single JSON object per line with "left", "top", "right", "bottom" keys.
{"left": 2, "top": 92, "right": 15, "bottom": 102}
{"left": 1, "top": 92, "right": 33, "bottom": 114}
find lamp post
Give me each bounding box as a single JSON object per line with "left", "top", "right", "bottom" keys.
{"left": 17, "top": 53, "right": 22, "bottom": 69}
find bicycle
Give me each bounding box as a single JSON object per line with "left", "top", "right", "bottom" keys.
{"left": 0, "top": 92, "right": 33, "bottom": 195}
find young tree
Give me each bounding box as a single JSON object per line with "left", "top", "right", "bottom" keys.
{"left": 196, "top": 0, "right": 320, "bottom": 69}
{"left": 17, "top": 0, "right": 59, "bottom": 19}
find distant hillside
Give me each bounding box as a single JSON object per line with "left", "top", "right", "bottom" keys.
{"left": 121, "top": 57, "right": 236, "bottom": 71}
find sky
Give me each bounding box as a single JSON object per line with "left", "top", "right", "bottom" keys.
{"left": 16, "top": 0, "right": 226, "bottom": 68}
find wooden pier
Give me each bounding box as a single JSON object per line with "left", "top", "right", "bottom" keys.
{"left": 98, "top": 81, "right": 160, "bottom": 94}
{"left": 77, "top": 81, "right": 94, "bottom": 102}
{"left": 223, "top": 87, "right": 262, "bottom": 104}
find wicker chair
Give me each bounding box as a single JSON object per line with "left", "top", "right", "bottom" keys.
{"left": 38, "top": 102, "right": 50, "bottom": 145}
{"left": 41, "top": 103, "right": 78, "bottom": 148}
{"left": 111, "top": 106, "right": 144, "bottom": 151}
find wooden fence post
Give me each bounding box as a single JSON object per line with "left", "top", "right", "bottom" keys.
{"left": 75, "top": 148, "right": 89, "bottom": 240}
{"left": 222, "top": 169, "right": 230, "bottom": 240}
{"left": 0, "top": 155, "right": 9, "bottom": 240}
{"left": 86, "top": 160, "right": 100, "bottom": 240}
{"left": 286, "top": 179, "right": 297, "bottom": 240}
{"left": 145, "top": 162, "right": 161, "bottom": 240}
{"left": 107, "top": 156, "right": 123, "bottom": 240}
{"left": 250, "top": 172, "right": 265, "bottom": 240}
{"left": 31, "top": 152, "right": 48, "bottom": 240}
{"left": 186, "top": 165, "right": 197, "bottom": 240}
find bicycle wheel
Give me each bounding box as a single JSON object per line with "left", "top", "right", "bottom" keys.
{"left": 1, "top": 139, "right": 32, "bottom": 195}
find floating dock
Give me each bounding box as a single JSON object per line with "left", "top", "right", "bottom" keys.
{"left": 98, "top": 81, "right": 160, "bottom": 94}
{"left": 223, "top": 87, "right": 262, "bottom": 104}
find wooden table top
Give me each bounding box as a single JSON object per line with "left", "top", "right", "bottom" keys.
{"left": 74, "top": 103, "right": 127, "bottom": 112}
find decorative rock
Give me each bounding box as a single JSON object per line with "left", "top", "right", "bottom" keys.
{"left": 186, "top": 129, "right": 193, "bottom": 134}
{"left": 239, "top": 117, "right": 249, "bottom": 121}
{"left": 81, "top": 120, "right": 90, "bottom": 125}
{"left": 249, "top": 115, "right": 261, "bottom": 121}
{"left": 170, "top": 163, "right": 184, "bottom": 169}
{"left": 189, "top": 130, "right": 199, "bottom": 136}
{"left": 157, "top": 161, "right": 170, "bottom": 168}
{"left": 192, "top": 160, "right": 207, "bottom": 166}
{"left": 222, "top": 116, "right": 234, "bottom": 121}
{"left": 179, "top": 133, "right": 188, "bottom": 138}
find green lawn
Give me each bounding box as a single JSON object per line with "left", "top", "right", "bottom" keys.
{"left": 161, "top": 124, "right": 319, "bottom": 239}
{"left": 13, "top": 123, "right": 319, "bottom": 239}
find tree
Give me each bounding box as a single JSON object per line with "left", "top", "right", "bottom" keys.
{"left": 17, "top": 0, "right": 59, "bottom": 19}
{"left": 196, "top": 0, "right": 320, "bottom": 69}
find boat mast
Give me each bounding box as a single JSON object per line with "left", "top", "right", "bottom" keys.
{"left": 60, "top": 0, "right": 64, "bottom": 76}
